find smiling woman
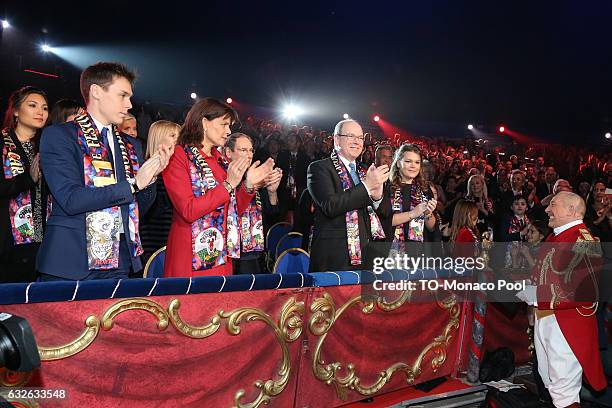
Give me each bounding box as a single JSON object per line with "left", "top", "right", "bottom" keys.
{"left": 162, "top": 98, "right": 275, "bottom": 277}
{"left": 0, "top": 86, "right": 51, "bottom": 283}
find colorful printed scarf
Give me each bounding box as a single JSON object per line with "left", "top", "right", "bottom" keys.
{"left": 185, "top": 146, "right": 240, "bottom": 270}
{"left": 330, "top": 150, "right": 385, "bottom": 265}
{"left": 1, "top": 128, "right": 52, "bottom": 245}
{"left": 75, "top": 114, "right": 143, "bottom": 270}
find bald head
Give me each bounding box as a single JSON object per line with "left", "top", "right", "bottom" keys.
{"left": 546, "top": 191, "right": 586, "bottom": 228}
{"left": 557, "top": 191, "right": 586, "bottom": 217}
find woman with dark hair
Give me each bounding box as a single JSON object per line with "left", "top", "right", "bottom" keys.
{"left": 49, "top": 99, "right": 83, "bottom": 124}
{"left": 163, "top": 98, "right": 274, "bottom": 277}
{"left": 1, "top": 86, "right": 50, "bottom": 282}
{"left": 385, "top": 144, "right": 438, "bottom": 255}
{"left": 584, "top": 180, "right": 611, "bottom": 242}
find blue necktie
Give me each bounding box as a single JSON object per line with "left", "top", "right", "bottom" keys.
{"left": 349, "top": 163, "right": 360, "bottom": 185}
{"left": 100, "top": 127, "right": 114, "bottom": 167}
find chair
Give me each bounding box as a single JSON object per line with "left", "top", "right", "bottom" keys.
{"left": 273, "top": 248, "right": 310, "bottom": 274}
{"left": 275, "top": 232, "right": 303, "bottom": 259}
{"left": 143, "top": 246, "right": 166, "bottom": 278}
{"left": 266, "top": 222, "right": 292, "bottom": 270}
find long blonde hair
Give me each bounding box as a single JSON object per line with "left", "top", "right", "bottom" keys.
{"left": 466, "top": 174, "right": 488, "bottom": 200}
{"left": 389, "top": 144, "right": 425, "bottom": 190}
{"left": 450, "top": 200, "right": 479, "bottom": 243}
{"left": 146, "top": 120, "right": 181, "bottom": 159}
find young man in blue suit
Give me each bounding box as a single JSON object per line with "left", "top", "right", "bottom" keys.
{"left": 37, "top": 62, "right": 172, "bottom": 280}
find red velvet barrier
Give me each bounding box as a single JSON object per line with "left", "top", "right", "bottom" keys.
{"left": 1, "top": 289, "right": 307, "bottom": 407}
{"left": 296, "top": 285, "right": 463, "bottom": 407}
{"left": 1, "top": 285, "right": 467, "bottom": 407}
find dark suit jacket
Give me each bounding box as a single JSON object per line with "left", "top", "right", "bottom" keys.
{"left": 277, "top": 149, "right": 311, "bottom": 210}
{"left": 37, "top": 122, "right": 155, "bottom": 279}
{"left": 307, "top": 158, "right": 390, "bottom": 272}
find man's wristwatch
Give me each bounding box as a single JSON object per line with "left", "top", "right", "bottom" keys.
{"left": 128, "top": 178, "right": 141, "bottom": 194}
{"left": 223, "top": 181, "right": 234, "bottom": 194}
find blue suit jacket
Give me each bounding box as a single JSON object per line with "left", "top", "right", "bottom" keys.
{"left": 37, "top": 122, "right": 155, "bottom": 279}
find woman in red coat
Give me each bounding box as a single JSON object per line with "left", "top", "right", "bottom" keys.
{"left": 449, "top": 199, "right": 480, "bottom": 258}
{"left": 162, "top": 98, "right": 273, "bottom": 277}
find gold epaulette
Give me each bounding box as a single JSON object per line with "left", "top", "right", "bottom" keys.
{"left": 573, "top": 229, "right": 602, "bottom": 258}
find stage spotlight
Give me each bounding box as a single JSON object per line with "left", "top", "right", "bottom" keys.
{"left": 605, "top": 132, "right": 611, "bottom": 139}
{"left": 467, "top": 124, "right": 474, "bottom": 130}
{"left": 282, "top": 105, "right": 303, "bottom": 120}
{"left": 343, "top": 113, "right": 349, "bottom": 119}
{"left": 41, "top": 44, "right": 53, "bottom": 53}
{"left": 498, "top": 125, "right": 505, "bottom": 133}
{"left": 1, "top": 20, "right": 9, "bottom": 29}
{"left": 226, "top": 97, "right": 233, "bottom": 104}
{"left": 190, "top": 92, "right": 197, "bottom": 100}
{"left": 373, "top": 115, "right": 380, "bottom": 122}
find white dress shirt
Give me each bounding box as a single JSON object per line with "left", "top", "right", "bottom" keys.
{"left": 553, "top": 219, "right": 582, "bottom": 236}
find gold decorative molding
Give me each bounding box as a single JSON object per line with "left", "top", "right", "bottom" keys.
{"left": 226, "top": 298, "right": 305, "bottom": 408}
{"left": 310, "top": 290, "right": 460, "bottom": 400}
{"left": 101, "top": 298, "right": 169, "bottom": 331}
{"left": 38, "top": 315, "right": 100, "bottom": 361}
{"left": 29, "top": 296, "right": 305, "bottom": 408}
{"left": 168, "top": 298, "right": 221, "bottom": 339}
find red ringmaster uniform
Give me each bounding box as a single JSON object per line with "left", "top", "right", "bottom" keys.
{"left": 532, "top": 222, "right": 606, "bottom": 399}
{"left": 162, "top": 147, "right": 254, "bottom": 277}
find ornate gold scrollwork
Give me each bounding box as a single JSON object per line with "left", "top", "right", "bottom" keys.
{"left": 310, "top": 290, "right": 460, "bottom": 400}
{"left": 29, "top": 296, "right": 305, "bottom": 408}
{"left": 227, "top": 298, "right": 305, "bottom": 408}
{"left": 38, "top": 315, "right": 100, "bottom": 361}
{"left": 167, "top": 298, "right": 221, "bottom": 339}
{"left": 101, "top": 298, "right": 169, "bottom": 331}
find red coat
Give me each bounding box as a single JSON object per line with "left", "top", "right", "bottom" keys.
{"left": 453, "top": 227, "right": 478, "bottom": 258}
{"left": 533, "top": 222, "right": 606, "bottom": 390}
{"left": 162, "top": 147, "right": 254, "bottom": 277}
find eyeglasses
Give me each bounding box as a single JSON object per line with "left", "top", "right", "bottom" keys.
{"left": 236, "top": 148, "right": 255, "bottom": 154}
{"left": 337, "top": 133, "right": 365, "bottom": 142}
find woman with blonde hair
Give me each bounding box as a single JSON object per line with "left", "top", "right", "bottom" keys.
{"left": 139, "top": 121, "right": 181, "bottom": 266}
{"left": 146, "top": 120, "right": 180, "bottom": 159}
{"left": 465, "top": 173, "right": 494, "bottom": 234}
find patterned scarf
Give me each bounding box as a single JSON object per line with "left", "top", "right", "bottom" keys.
{"left": 75, "top": 114, "right": 143, "bottom": 270}
{"left": 330, "top": 150, "right": 385, "bottom": 265}
{"left": 1, "top": 128, "right": 49, "bottom": 245}
{"left": 391, "top": 183, "right": 427, "bottom": 243}
{"left": 185, "top": 146, "right": 240, "bottom": 270}
{"left": 241, "top": 191, "right": 264, "bottom": 253}
{"left": 509, "top": 214, "right": 529, "bottom": 240}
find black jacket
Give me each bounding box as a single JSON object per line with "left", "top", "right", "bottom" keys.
{"left": 307, "top": 157, "right": 390, "bottom": 272}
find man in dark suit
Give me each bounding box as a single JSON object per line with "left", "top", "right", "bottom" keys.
{"left": 37, "top": 62, "right": 171, "bottom": 280}
{"left": 535, "top": 166, "right": 558, "bottom": 201}
{"left": 307, "top": 119, "right": 389, "bottom": 272}
{"left": 276, "top": 132, "right": 310, "bottom": 215}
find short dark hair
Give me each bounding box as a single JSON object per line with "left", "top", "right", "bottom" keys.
{"left": 512, "top": 195, "right": 528, "bottom": 204}
{"left": 49, "top": 99, "right": 83, "bottom": 124}
{"left": 178, "top": 98, "right": 239, "bottom": 147}
{"left": 224, "top": 132, "right": 253, "bottom": 151}
{"left": 2, "top": 86, "right": 48, "bottom": 129}
{"left": 80, "top": 62, "right": 136, "bottom": 104}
